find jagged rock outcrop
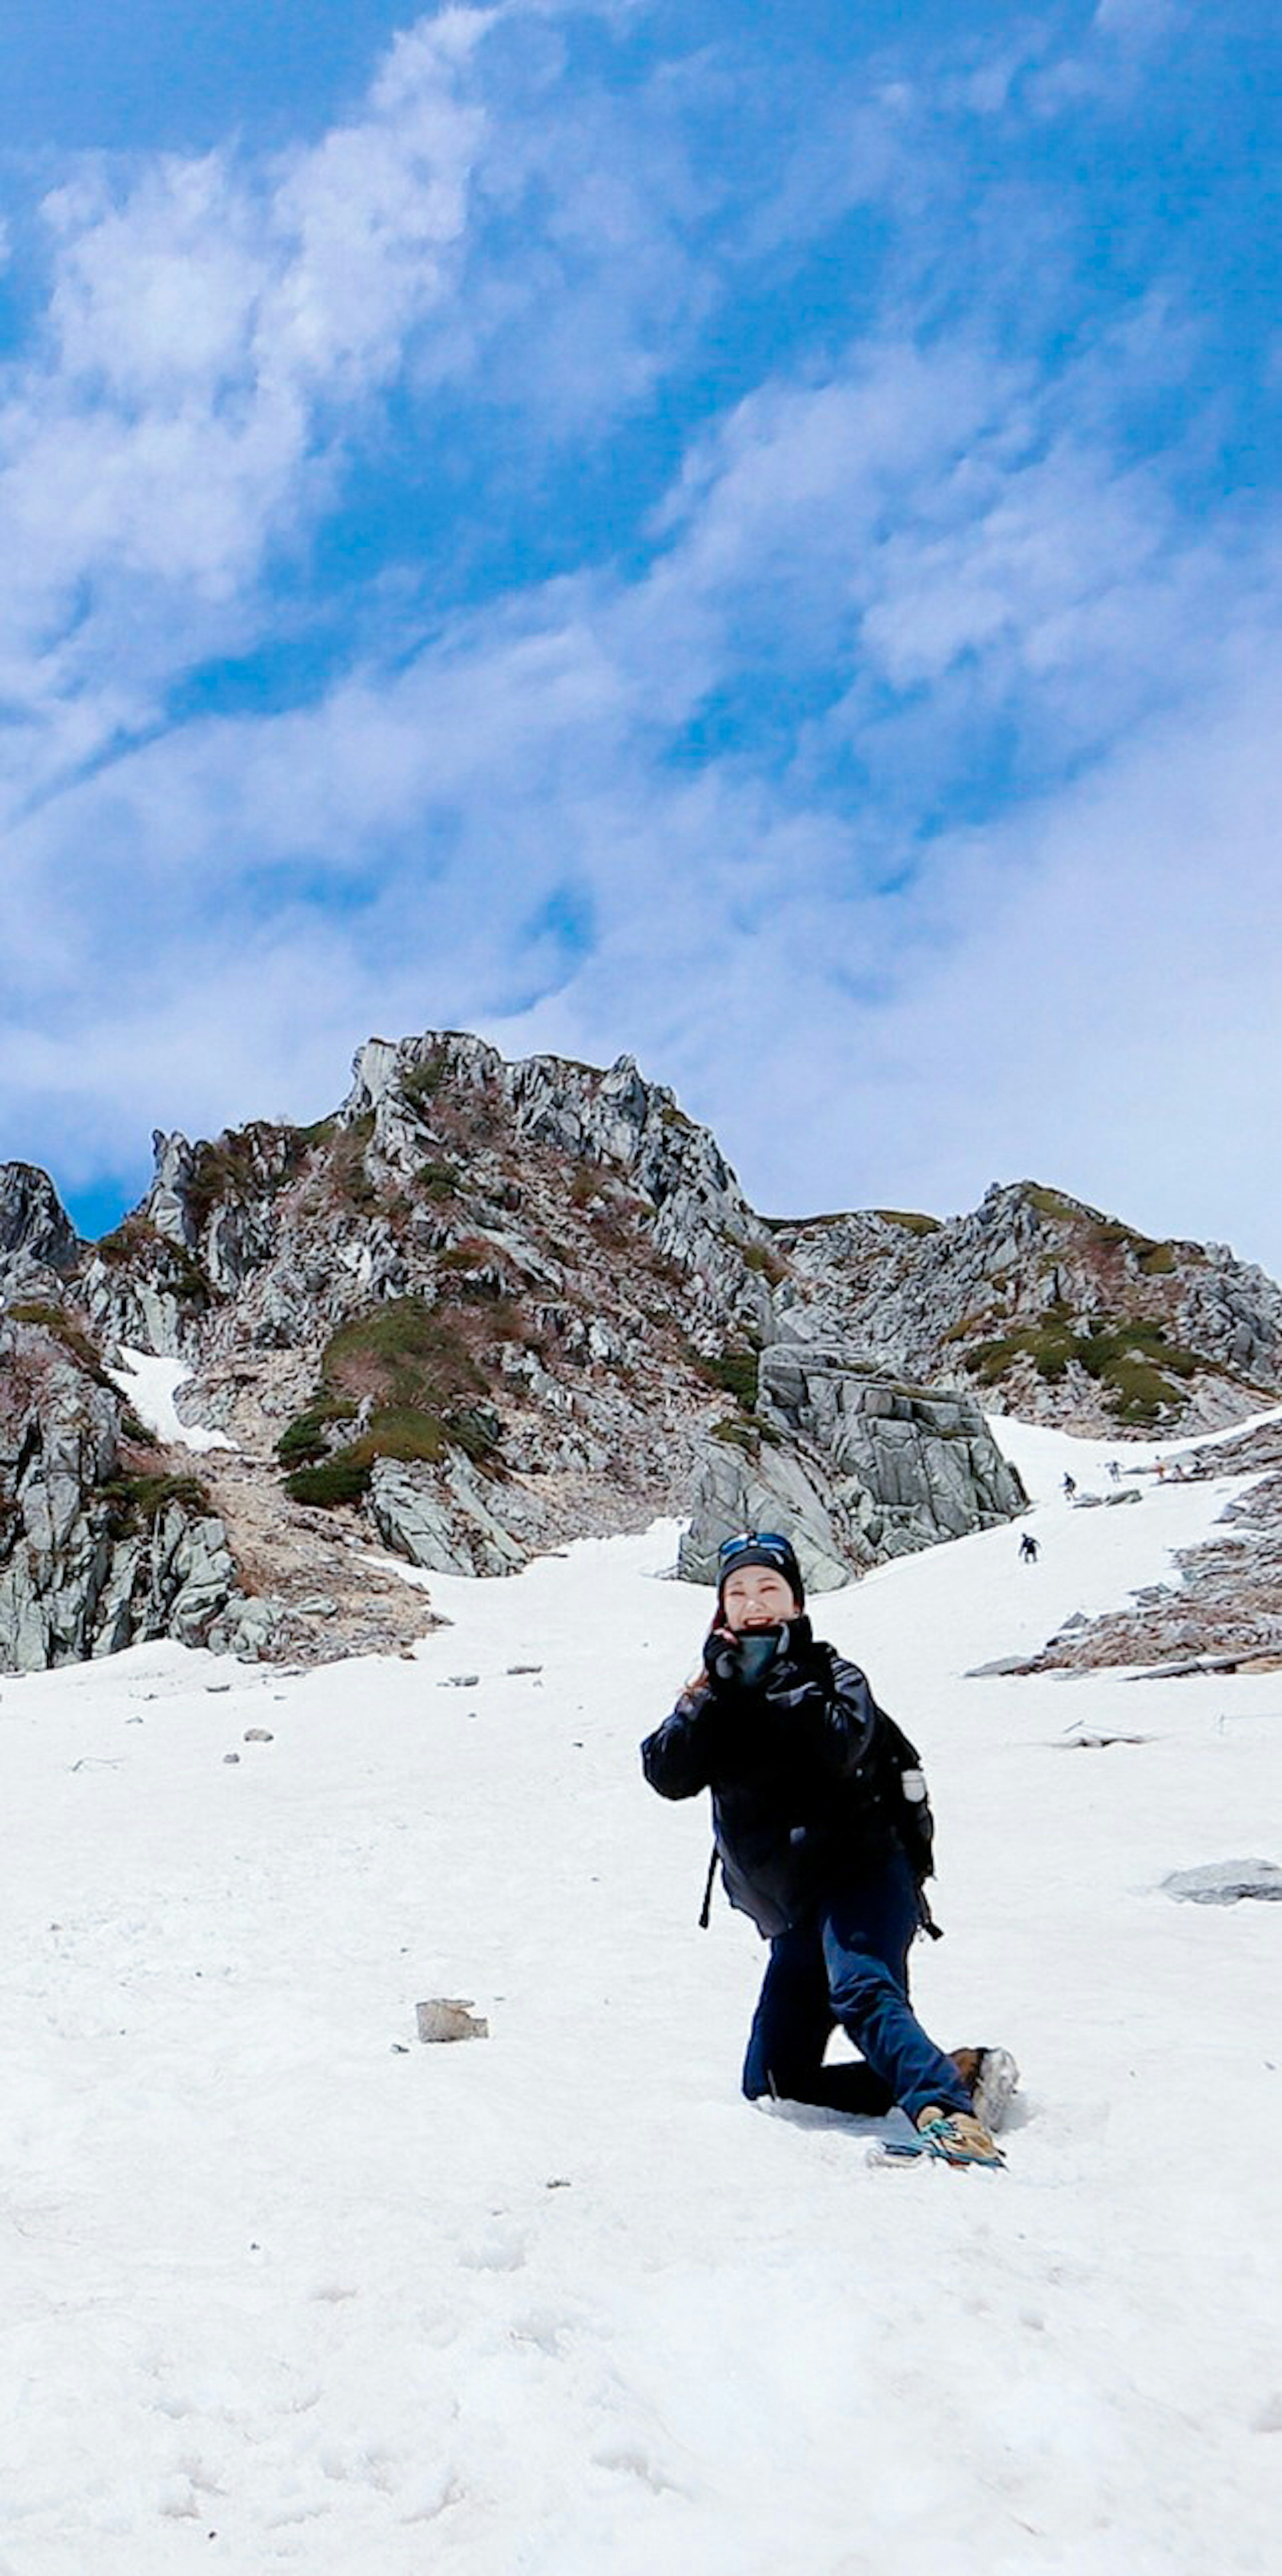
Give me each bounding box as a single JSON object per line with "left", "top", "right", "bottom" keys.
{"left": 775, "top": 1182, "right": 1282, "bottom": 1434}
{"left": 0, "top": 1316, "right": 243, "bottom": 1672}
{"left": 680, "top": 1344, "right": 1027, "bottom": 1589}
{"left": 0, "top": 1164, "right": 81, "bottom": 1297}
{"left": 342, "top": 1032, "right": 775, "bottom": 1338}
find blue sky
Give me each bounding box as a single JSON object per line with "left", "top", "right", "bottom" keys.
{"left": 3, "top": 0, "right": 1281, "bottom": 1268}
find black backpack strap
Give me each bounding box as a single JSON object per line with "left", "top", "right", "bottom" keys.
{"left": 698, "top": 1842, "right": 719, "bottom": 1928}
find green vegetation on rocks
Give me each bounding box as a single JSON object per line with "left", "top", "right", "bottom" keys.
{"left": 942, "top": 1312, "right": 985, "bottom": 1344}
{"left": 742, "top": 1242, "right": 787, "bottom": 1284}
{"left": 873, "top": 1209, "right": 942, "bottom": 1235}
{"left": 322, "top": 1299, "right": 486, "bottom": 1404}
{"left": 399, "top": 1054, "right": 448, "bottom": 1104}
{"left": 711, "top": 1417, "right": 757, "bottom": 1450}
{"left": 281, "top": 1296, "right": 509, "bottom": 1506}
{"left": 1019, "top": 1185, "right": 1194, "bottom": 1280}
{"left": 284, "top": 1455, "right": 373, "bottom": 1508}
{"left": 324, "top": 1116, "right": 379, "bottom": 1212}
{"left": 95, "top": 1215, "right": 160, "bottom": 1267}
{"left": 6, "top": 1301, "right": 113, "bottom": 1385}
{"left": 970, "top": 1305, "right": 1206, "bottom": 1424}
{"left": 93, "top": 1218, "right": 211, "bottom": 1306}
{"left": 699, "top": 1346, "right": 760, "bottom": 1410}
{"left": 186, "top": 1122, "right": 308, "bottom": 1229}
{"left": 416, "top": 1161, "right": 458, "bottom": 1202}
{"left": 1023, "top": 1185, "right": 1094, "bottom": 1223}
{"left": 98, "top": 1471, "right": 212, "bottom": 1528}
{"left": 1088, "top": 1218, "right": 1187, "bottom": 1275}
{"left": 275, "top": 1396, "right": 358, "bottom": 1468}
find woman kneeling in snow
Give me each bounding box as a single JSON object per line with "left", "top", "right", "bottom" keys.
{"left": 641, "top": 1532, "right": 1015, "bottom": 2167}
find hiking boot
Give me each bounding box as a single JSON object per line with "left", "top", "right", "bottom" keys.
{"left": 915, "top": 2106, "right": 1005, "bottom": 2167}
{"left": 948, "top": 2045, "right": 1020, "bottom": 2135}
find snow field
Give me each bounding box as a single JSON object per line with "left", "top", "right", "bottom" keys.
{"left": 2, "top": 1426, "right": 1281, "bottom": 2571}
{"left": 104, "top": 1350, "right": 235, "bottom": 1452}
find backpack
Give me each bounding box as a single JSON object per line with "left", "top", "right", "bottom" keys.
{"left": 871, "top": 1702, "right": 937, "bottom": 1899}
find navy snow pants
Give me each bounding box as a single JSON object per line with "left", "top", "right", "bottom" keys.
{"left": 740, "top": 1848, "right": 971, "bottom": 2125}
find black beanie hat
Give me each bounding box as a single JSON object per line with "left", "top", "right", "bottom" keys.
{"left": 715, "top": 1534, "right": 805, "bottom": 1613}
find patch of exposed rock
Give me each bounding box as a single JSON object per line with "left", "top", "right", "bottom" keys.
{"left": 191, "top": 1450, "right": 444, "bottom": 1664}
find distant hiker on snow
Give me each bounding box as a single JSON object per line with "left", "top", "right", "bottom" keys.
{"left": 641, "top": 1532, "right": 1016, "bottom": 2167}
{"left": 1062, "top": 1473, "right": 1077, "bottom": 1498}
{"left": 1019, "top": 1532, "right": 1040, "bottom": 1563}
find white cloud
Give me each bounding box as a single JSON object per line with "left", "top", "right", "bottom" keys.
{"left": 654, "top": 343, "right": 1004, "bottom": 578}
{"left": 0, "top": 10, "right": 493, "bottom": 824}
{"left": 0, "top": 0, "right": 713, "bottom": 834}
{"left": 261, "top": 14, "right": 486, "bottom": 394}
{"left": 1028, "top": 0, "right": 1188, "bottom": 114}
{"left": 44, "top": 155, "right": 264, "bottom": 402}
{"left": 858, "top": 440, "right": 1165, "bottom": 687}
{"left": 1092, "top": 0, "right": 1181, "bottom": 36}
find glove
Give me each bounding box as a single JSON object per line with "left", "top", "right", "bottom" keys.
{"left": 702, "top": 1626, "right": 783, "bottom": 1693}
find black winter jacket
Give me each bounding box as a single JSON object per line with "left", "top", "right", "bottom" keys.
{"left": 641, "top": 1616, "right": 933, "bottom": 1938}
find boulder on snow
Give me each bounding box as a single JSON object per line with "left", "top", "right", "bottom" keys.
{"left": 1161, "top": 1859, "right": 1282, "bottom": 1905}
{"left": 681, "top": 1343, "right": 1027, "bottom": 1591}
{"left": 416, "top": 1997, "right": 489, "bottom": 2043}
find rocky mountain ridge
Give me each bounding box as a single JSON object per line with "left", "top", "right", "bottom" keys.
{"left": 3, "top": 1027, "right": 1279, "bottom": 1672}
{"left": 777, "top": 1182, "right": 1282, "bottom": 1436}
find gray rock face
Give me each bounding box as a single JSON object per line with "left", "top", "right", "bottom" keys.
{"left": 0, "top": 1164, "right": 81, "bottom": 1296}
{"left": 678, "top": 1440, "right": 856, "bottom": 1594}
{"left": 1177, "top": 1259, "right": 1282, "bottom": 1382}
{"left": 776, "top": 1181, "right": 1282, "bottom": 1433}
{"left": 369, "top": 1456, "right": 530, "bottom": 1579}
{"left": 1161, "top": 1860, "right": 1282, "bottom": 1905}
{"left": 0, "top": 1318, "right": 241, "bottom": 1672}
{"left": 80, "top": 1256, "right": 192, "bottom": 1361}
{"left": 680, "top": 1343, "right": 1027, "bottom": 1590}
{"left": 146, "top": 1131, "right": 200, "bottom": 1250}
{"left": 344, "top": 1032, "right": 775, "bottom": 1342}
{"left": 206, "top": 1594, "right": 292, "bottom": 1660}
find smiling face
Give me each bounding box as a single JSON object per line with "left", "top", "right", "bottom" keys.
{"left": 720, "top": 1564, "right": 800, "bottom": 1631}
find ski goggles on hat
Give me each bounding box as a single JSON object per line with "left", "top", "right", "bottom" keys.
{"left": 717, "top": 1531, "right": 793, "bottom": 1569}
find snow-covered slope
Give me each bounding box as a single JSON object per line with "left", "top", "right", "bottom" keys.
{"left": 3, "top": 1419, "right": 1280, "bottom": 2573}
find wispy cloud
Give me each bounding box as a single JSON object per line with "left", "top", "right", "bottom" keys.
{"left": 0, "top": 13, "right": 491, "bottom": 811}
